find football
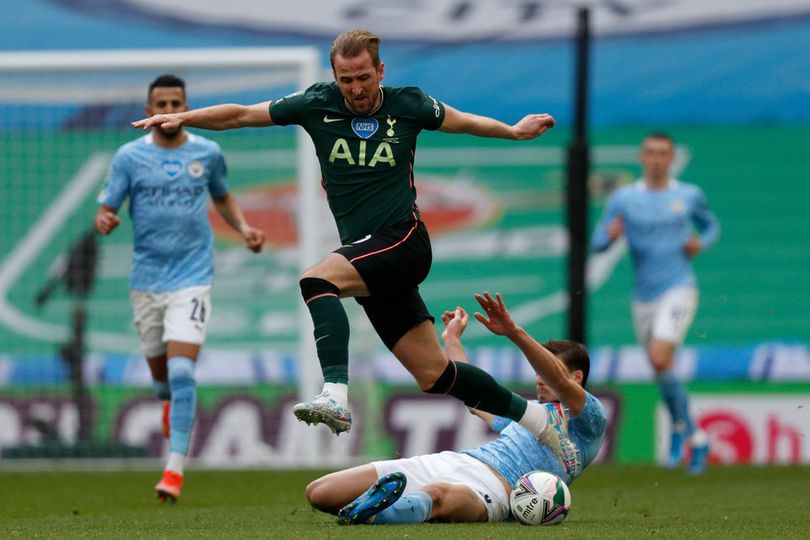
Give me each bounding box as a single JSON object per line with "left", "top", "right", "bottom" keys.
{"left": 509, "top": 471, "right": 571, "bottom": 526}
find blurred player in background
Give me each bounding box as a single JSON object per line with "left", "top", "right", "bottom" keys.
{"left": 591, "top": 133, "right": 720, "bottom": 474}
{"left": 305, "top": 293, "right": 606, "bottom": 525}
{"left": 133, "top": 30, "right": 559, "bottom": 445}
{"left": 95, "top": 74, "right": 265, "bottom": 501}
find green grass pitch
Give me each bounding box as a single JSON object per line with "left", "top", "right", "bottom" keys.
{"left": 1, "top": 465, "right": 808, "bottom": 538}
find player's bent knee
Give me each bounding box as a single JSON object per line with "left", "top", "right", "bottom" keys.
{"left": 423, "top": 361, "right": 456, "bottom": 394}
{"left": 299, "top": 277, "right": 340, "bottom": 303}
{"left": 305, "top": 477, "right": 336, "bottom": 511}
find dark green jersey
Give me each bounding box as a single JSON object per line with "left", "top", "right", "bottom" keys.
{"left": 270, "top": 82, "right": 446, "bottom": 244}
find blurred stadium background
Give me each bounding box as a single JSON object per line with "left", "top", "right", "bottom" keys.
{"left": 1, "top": 0, "right": 809, "bottom": 474}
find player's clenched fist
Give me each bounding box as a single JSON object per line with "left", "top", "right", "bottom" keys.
{"left": 242, "top": 226, "right": 266, "bottom": 253}
{"left": 94, "top": 209, "right": 120, "bottom": 235}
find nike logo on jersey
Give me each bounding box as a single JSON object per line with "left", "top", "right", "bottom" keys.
{"left": 352, "top": 235, "right": 372, "bottom": 244}
{"left": 323, "top": 115, "right": 344, "bottom": 123}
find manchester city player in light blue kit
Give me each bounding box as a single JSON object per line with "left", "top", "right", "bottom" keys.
{"left": 94, "top": 75, "right": 265, "bottom": 502}
{"left": 305, "top": 292, "right": 606, "bottom": 524}
{"left": 591, "top": 133, "right": 719, "bottom": 475}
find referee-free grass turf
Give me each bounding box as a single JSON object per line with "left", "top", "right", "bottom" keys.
{"left": 1, "top": 465, "right": 808, "bottom": 539}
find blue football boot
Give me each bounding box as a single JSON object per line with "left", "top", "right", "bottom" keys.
{"left": 688, "top": 442, "right": 710, "bottom": 475}
{"left": 666, "top": 430, "right": 686, "bottom": 468}
{"left": 338, "top": 472, "right": 407, "bottom": 525}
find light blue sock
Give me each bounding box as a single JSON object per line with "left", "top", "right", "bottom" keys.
{"left": 167, "top": 356, "right": 196, "bottom": 455}
{"left": 373, "top": 491, "right": 432, "bottom": 524}
{"left": 153, "top": 380, "right": 170, "bottom": 400}
{"left": 656, "top": 369, "right": 695, "bottom": 436}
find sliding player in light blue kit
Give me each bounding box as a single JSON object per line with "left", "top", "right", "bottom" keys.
{"left": 95, "top": 74, "right": 265, "bottom": 501}
{"left": 592, "top": 133, "right": 720, "bottom": 474}
{"left": 305, "top": 293, "right": 606, "bottom": 524}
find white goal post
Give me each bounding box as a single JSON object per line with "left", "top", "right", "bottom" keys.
{"left": 0, "top": 48, "right": 325, "bottom": 465}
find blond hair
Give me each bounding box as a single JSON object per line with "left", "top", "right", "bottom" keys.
{"left": 330, "top": 29, "right": 381, "bottom": 69}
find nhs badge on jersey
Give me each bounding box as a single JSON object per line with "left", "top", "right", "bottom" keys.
{"left": 351, "top": 118, "right": 378, "bottom": 139}
{"left": 161, "top": 159, "right": 182, "bottom": 178}
{"left": 188, "top": 160, "right": 205, "bottom": 178}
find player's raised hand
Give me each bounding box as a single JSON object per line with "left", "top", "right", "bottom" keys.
{"left": 474, "top": 292, "right": 519, "bottom": 337}
{"left": 512, "top": 113, "right": 556, "bottom": 140}
{"left": 441, "top": 306, "right": 468, "bottom": 342}
{"left": 94, "top": 209, "right": 120, "bottom": 235}
{"left": 242, "top": 225, "right": 266, "bottom": 253}
{"left": 131, "top": 113, "right": 184, "bottom": 131}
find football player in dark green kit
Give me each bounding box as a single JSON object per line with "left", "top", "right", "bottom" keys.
{"left": 134, "top": 29, "right": 558, "bottom": 444}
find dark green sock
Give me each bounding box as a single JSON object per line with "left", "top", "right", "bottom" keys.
{"left": 306, "top": 295, "right": 350, "bottom": 384}
{"left": 447, "top": 362, "right": 528, "bottom": 421}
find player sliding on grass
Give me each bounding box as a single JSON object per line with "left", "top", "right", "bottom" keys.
{"left": 133, "top": 29, "right": 558, "bottom": 443}
{"left": 305, "top": 292, "right": 607, "bottom": 525}
{"left": 96, "top": 74, "right": 265, "bottom": 502}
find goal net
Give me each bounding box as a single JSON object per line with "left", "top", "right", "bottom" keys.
{"left": 0, "top": 48, "right": 359, "bottom": 467}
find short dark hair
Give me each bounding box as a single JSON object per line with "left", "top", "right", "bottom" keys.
{"left": 330, "top": 29, "right": 381, "bottom": 69}
{"left": 643, "top": 132, "right": 674, "bottom": 147}
{"left": 148, "top": 74, "right": 186, "bottom": 101}
{"left": 542, "top": 339, "right": 591, "bottom": 387}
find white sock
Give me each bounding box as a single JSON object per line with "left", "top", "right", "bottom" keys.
{"left": 166, "top": 452, "right": 185, "bottom": 475}
{"left": 517, "top": 401, "right": 549, "bottom": 436}
{"left": 690, "top": 429, "right": 708, "bottom": 447}
{"left": 322, "top": 382, "right": 348, "bottom": 408}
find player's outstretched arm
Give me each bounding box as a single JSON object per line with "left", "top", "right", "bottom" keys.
{"left": 132, "top": 101, "right": 273, "bottom": 132}
{"left": 474, "top": 292, "right": 586, "bottom": 415}
{"left": 94, "top": 204, "right": 121, "bottom": 235}
{"left": 441, "top": 307, "right": 469, "bottom": 363}
{"left": 212, "top": 194, "right": 266, "bottom": 253}
{"left": 439, "top": 104, "right": 555, "bottom": 140}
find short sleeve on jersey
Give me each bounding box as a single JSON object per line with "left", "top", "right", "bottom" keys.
{"left": 97, "top": 148, "right": 131, "bottom": 209}
{"left": 491, "top": 416, "right": 512, "bottom": 433}
{"left": 571, "top": 392, "right": 607, "bottom": 439}
{"left": 399, "top": 87, "right": 445, "bottom": 130}
{"left": 269, "top": 88, "right": 310, "bottom": 126}
{"left": 207, "top": 147, "right": 229, "bottom": 198}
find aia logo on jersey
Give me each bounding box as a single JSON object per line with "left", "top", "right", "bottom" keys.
{"left": 351, "top": 118, "right": 378, "bottom": 139}
{"left": 161, "top": 159, "right": 182, "bottom": 178}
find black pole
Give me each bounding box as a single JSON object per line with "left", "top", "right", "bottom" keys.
{"left": 566, "top": 7, "right": 591, "bottom": 344}
{"left": 36, "top": 230, "right": 99, "bottom": 442}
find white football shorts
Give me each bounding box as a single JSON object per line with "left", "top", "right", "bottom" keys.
{"left": 130, "top": 285, "right": 212, "bottom": 357}
{"left": 372, "top": 451, "right": 510, "bottom": 522}
{"left": 632, "top": 286, "right": 698, "bottom": 346}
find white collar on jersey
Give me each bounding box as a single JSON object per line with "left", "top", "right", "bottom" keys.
{"left": 344, "top": 85, "right": 385, "bottom": 116}
{"left": 636, "top": 178, "right": 679, "bottom": 191}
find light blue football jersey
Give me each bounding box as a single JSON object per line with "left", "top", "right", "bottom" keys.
{"left": 591, "top": 179, "right": 720, "bottom": 302}
{"left": 463, "top": 392, "right": 607, "bottom": 486}
{"left": 97, "top": 132, "right": 228, "bottom": 292}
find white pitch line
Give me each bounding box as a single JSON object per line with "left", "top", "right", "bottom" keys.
{"left": 0, "top": 153, "right": 135, "bottom": 351}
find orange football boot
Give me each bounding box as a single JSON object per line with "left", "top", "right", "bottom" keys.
{"left": 155, "top": 470, "right": 183, "bottom": 502}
